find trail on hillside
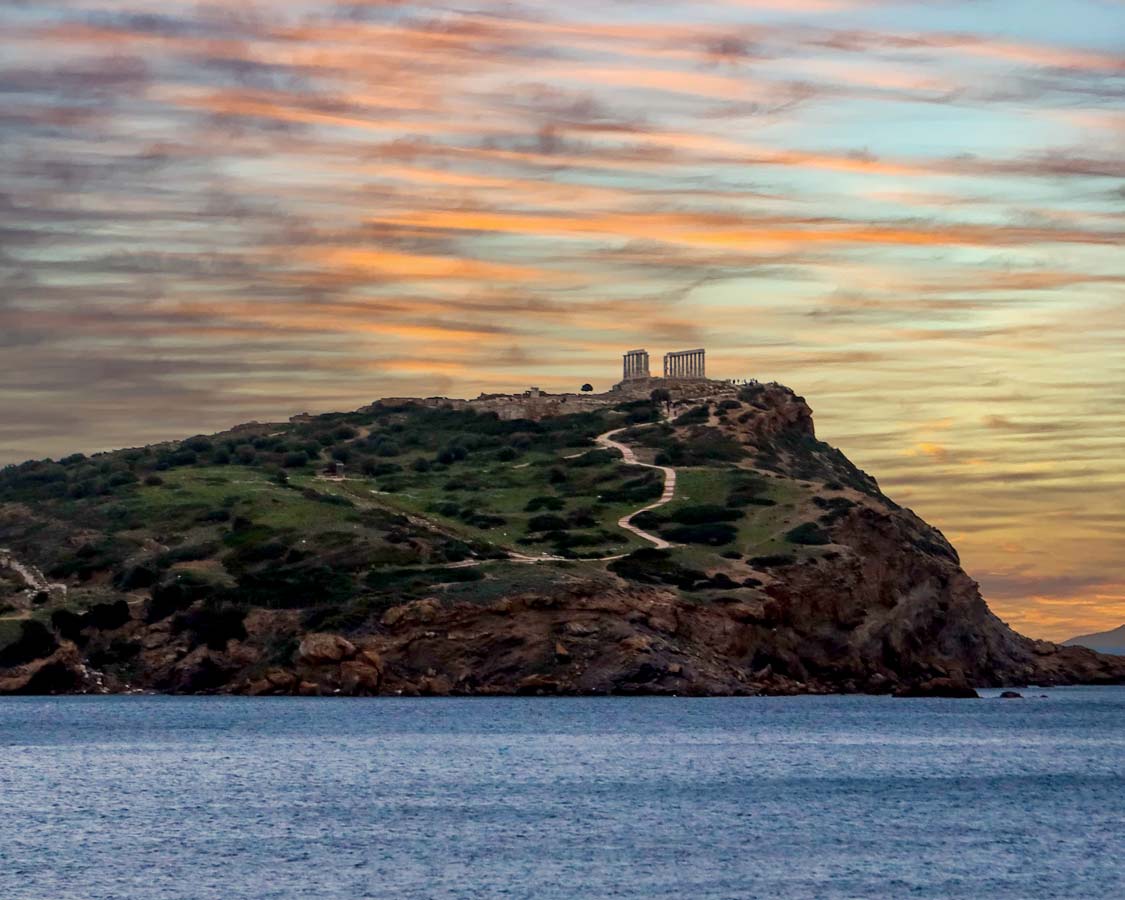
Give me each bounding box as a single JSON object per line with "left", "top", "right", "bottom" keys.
{"left": 595, "top": 427, "right": 677, "bottom": 550}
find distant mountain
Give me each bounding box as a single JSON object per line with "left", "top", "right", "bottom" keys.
{"left": 1063, "top": 624, "right": 1125, "bottom": 656}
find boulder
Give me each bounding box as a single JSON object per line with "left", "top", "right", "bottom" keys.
{"left": 516, "top": 674, "right": 560, "bottom": 695}
{"left": 381, "top": 598, "right": 441, "bottom": 628}
{"left": 298, "top": 633, "right": 355, "bottom": 664}
{"left": 265, "top": 669, "right": 298, "bottom": 690}
{"left": 999, "top": 690, "right": 1023, "bottom": 699}
{"left": 620, "top": 634, "right": 653, "bottom": 654}
{"left": 894, "top": 677, "right": 979, "bottom": 699}
{"left": 340, "top": 657, "right": 382, "bottom": 695}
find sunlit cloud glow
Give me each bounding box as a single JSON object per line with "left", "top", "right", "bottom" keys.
{"left": 1, "top": 0, "right": 1123, "bottom": 640}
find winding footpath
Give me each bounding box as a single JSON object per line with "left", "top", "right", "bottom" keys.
{"left": 595, "top": 427, "right": 677, "bottom": 550}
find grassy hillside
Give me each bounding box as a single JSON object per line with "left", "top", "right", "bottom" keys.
{"left": 5, "top": 382, "right": 989, "bottom": 695}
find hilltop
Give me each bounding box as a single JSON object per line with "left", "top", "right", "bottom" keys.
{"left": 1064, "top": 624, "right": 1125, "bottom": 657}
{"left": 1, "top": 380, "right": 1122, "bottom": 697}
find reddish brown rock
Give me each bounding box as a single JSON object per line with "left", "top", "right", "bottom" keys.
{"left": 298, "top": 633, "right": 355, "bottom": 664}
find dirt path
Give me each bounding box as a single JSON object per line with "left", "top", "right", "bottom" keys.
{"left": 0, "top": 548, "right": 68, "bottom": 604}
{"left": 595, "top": 427, "right": 677, "bottom": 550}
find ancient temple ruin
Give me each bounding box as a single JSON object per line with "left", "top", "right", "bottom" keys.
{"left": 663, "top": 349, "right": 706, "bottom": 379}
{"left": 622, "top": 349, "right": 650, "bottom": 381}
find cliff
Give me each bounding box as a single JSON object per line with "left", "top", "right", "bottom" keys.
{"left": 1, "top": 381, "right": 1122, "bottom": 697}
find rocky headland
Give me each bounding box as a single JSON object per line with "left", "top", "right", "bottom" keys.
{"left": 2, "top": 380, "right": 1122, "bottom": 697}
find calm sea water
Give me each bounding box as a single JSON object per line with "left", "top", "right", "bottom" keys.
{"left": 1, "top": 689, "right": 1123, "bottom": 900}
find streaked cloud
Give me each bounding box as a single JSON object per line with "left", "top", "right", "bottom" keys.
{"left": 1, "top": 0, "right": 1123, "bottom": 640}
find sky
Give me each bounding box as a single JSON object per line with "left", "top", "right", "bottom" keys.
{"left": 1, "top": 0, "right": 1123, "bottom": 640}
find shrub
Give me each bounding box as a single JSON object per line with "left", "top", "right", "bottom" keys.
{"left": 173, "top": 603, "right": 248, "bottom": 651}
{"left": 526, "top": 496, "right": 565, "bottom": 512}
{"left": 608, "top": 549, "right": 709, "bottom": 591}
{"left": 727, "top": 474, "right": 771, "bottom": 507}
{"left": 600, "top": 473, "right": 662, "bottom": 504}
{"left": 666, "top": 504, "right": 742, "bottom": 525}
{"left": 0, "top": 620, "right": 57, "bottom": 667}
{"left": 115, "top": 564, "right": 159, "bottom": 591}
{"left": 51, "top": 609, "right": 87, "bottom": 643}
{"left": 362, "top": 460, "right": 403, "bottom": 477}
{"left": 146, "top": 573, "right": 215, "bottom": 623}
{"left": 673, "top": 405, "right": 710, "bottom": 426}
{"left": 785, "top": 523, "right": 831, "bottom": 545}
{"left": 749, "top": 554, "right": 796, "bottom": 568}
{"left": 662, "top": 522, "right": 738, "bottom": 546}
{"left": 527, "top": 514, "right": 568, "bottom": 533}
{"left": 436, "top": 445, "right": 467, "bottom": 465}
{"left": 283, "top": 451, "right": 310, "bottom": 468}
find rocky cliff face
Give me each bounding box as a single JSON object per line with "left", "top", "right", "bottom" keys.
{"left": 1, "top": 381, "right": 1122, "bottom": 697}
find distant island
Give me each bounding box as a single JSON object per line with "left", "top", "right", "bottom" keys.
{"left": 2, "top": 356, "right": 1123, "bottom": 697}
{"left": 1064, "top": 624, "right": 1125, "bottom": 657}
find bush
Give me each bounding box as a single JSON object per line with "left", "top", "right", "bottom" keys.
{"left": 146, "top": 573, "right": 214, "bottom": 623}
{"left": 785, "top": 523, "right": 831, "bottom": 545}
{"left": 283, "top": 451, "right": 310, "bottom": 468}
{"left": 51, "top": 609, "right": 87, "bottom": 643}
{"left": 527, "top": 514, "right": 568, "bottom": 533}
{"left": 362, "top": 460, "right": 403, "bottom": 477}
{"left": 599, "top": 472, "right": 662, "bottom": 504}
{"left": 525, "top": 496, "right": 565, "bottom": 512}
{"left": 666, "top": 504, "right": 742, "bottom": 525}
{"left": 172, "top": 603, "right": 248, "bottom": 651}
{"left": 662, "top": 523, "right": 738, "bottom": 546}
{"left": 115, "top": 564, "right": 159, "bottom": 591}
{"left": 673, "top": 405, "right": 710, "bottom": 426}
{"left": 0, "top": 620, "right": 57, "bottom": 667}
{"left": 608, "top": 549, "right": 710, "bottom": 591}
{"left": 436, "top": 445, "right": 467, "bottom": 465}
{"left": 749, "top": 554, "right": 796, "bottom": 568}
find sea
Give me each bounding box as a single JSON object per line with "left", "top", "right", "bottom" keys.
{"left": 1, "top": 688, "right": 1123, "bottom": 900}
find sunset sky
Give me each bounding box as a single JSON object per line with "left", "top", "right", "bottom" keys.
{"left": 1, "top": 0, "right": 1123, "bottom": 640}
